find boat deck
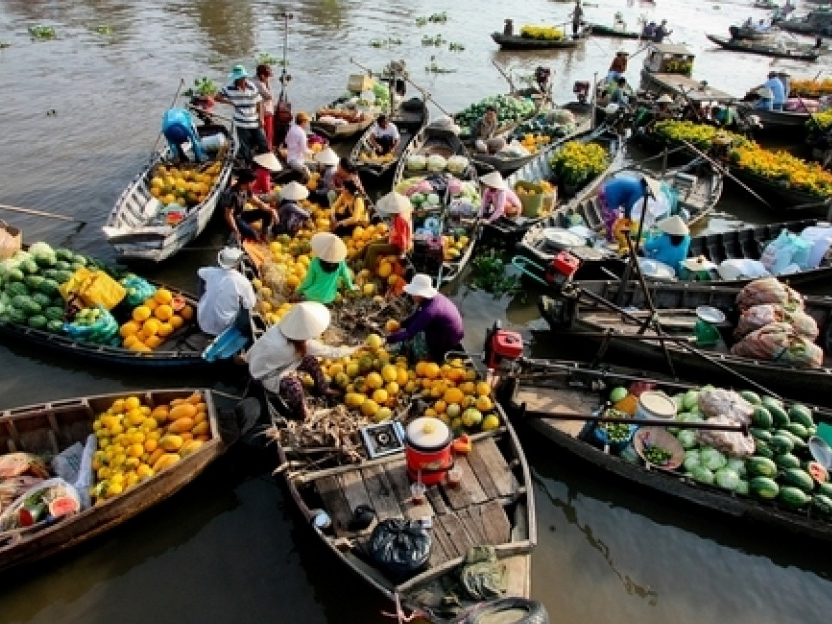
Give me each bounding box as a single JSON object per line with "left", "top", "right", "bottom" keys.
{"left": 514, "top": 385, "right": 596, "bottom": 438}
{"left": 641, "top": 71, "right": 734, "bottom": 103}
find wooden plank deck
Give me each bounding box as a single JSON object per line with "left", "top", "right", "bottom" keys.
{"left": 515, "top": 385, "right": 595, "bottom": 438}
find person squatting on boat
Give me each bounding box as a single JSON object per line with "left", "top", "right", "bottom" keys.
{"left": 196, "top": 247, "right": 256, "bottom": 337}
{"left": 215, "top": 65, "right": 269, "bottom": 165}
{"left": 246, "top": 302, "right": 356, "bottom": 420}
{"left": 330, "top": 180, "right": 368, "bottom": 237}
{"left": 642, "top": 215, "right": 691, "bottom": 274}
{"left": 471, "top": 106, "right": 506, "bottom": 155}
{"left": 479, "top": 172, "right": 522, "bottom": 223}
{"left": 311, "top": 147, "right": 340, "bottom": 204}
{"left": 361, "top": 192, "right": 413, "bottom": 272}
{"left": 251, "top": 152, "right": 282, "bottom": 195}
{"left": 754, "top": 72, "right": 786, "bottom": 111}
{"left": 272, "top": 181, "right": 313, "bottom": 238}
{"left": 607, "top": 50, "right": 629, "bottom": 81}
{"left": 598, "top": 174, "right": 663, "bottom": 242}
{"left": 368, "top": 115, "right": 401, "bottom": 156}
{"left": 220, "top": 169, "right": 279, "bottom": 244}
{"left": 294, "top": 233, "right": 357, "bottom": 305}
{"left": 161, "top": 107, "right": 208, "bottom": 163}
{"left": 385, "top": 274, "right": 465, "bottom": 363}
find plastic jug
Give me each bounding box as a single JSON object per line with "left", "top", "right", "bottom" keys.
{"left": 800, "top": 226, "right": 832, "bottom": 269}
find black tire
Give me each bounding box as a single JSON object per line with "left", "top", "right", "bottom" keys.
{"left": 459, "top": 598, "right": 549, "bottom": 624}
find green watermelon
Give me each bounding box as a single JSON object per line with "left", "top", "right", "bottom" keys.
{"left": 749, "top": 476, "right": 779, "bottom": 500}
{"left": 5, "top": 268, "right": 24, "bottom": 283}
{"left": 46, "top": 319, "right": 64, "bottom": 333}
{"left": 781, "top": 468, "right": 815, "bottom": 494}
{"left": 39, "top": 279, "right": 60, "bottom": 296}
{"left": 54, "top": 260, "right": 71, "bottom": 272}
{"left": 44, "top": 307, "right": 64, "bottom": 322}
{"left": 27, "top": 315, "right": 47, "bottom": 330}
{"left": 19, "top": 299, "right": 42, "bottom": 316}
{"left": 746, "top": 457, "right": 778, "bottom": 478}
{"left": 31, "top": 292, "right": 50, "bottom": 308}
{"left": 778, "top": 486, "right": 810, "bottom": 509}
{"left": 24, "top": 275, "right": 45, "bottom": 291}
{"left": 788, "top": 404, "right": 814, "bottom": 428}
{"left": 818, "top": 482, "right": 832, "bottom": 498}
{"left": 11, "top": 295, "right": 31, "bottom": 309}
{"left": 769, "top": 434, "right": 794, "bottom": 455}
{"left": 55, "top": 248, "right": 74, "bottom": 262}
{"left": 7, "top": 307, "right": 26, "bottom": 324}
{"left": 54, "top": 270, "right": 73, "bottom": 284}
{"left": 33, "top": 252, "right": 56, "bottom": 268}
{"left": 72, "top": 254, "right": 88, "bottom": 266}
{"left": 786, "top": 422, "right": 809, "bottom": 440}
{"left": 751, "top": 406, "right": 773, "bottom": 429}
{"left": 766, "top": 402, "right": 790, "bottom": 428}
{"left": 774, "top": 454, "right": 801, "bottom": 470}
{"left": 739, "top": 390, "right": 762, "bottom": 405}
{"left": 19, "top": 259, "right": 38, "bottom": 275}
{"left": 812, "top": 494, "right": 832, "bottom": 516}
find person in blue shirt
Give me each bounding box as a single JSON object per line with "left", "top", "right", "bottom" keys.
{"left": 755, "top": 72, "right": 785, "bottom": 111}
{"left": 162, "top": 107, "right": 208, "bottom": 163}
{"left": 642, "top": 215, "right": 691, "bottom": 273}
{"left": 598, "top": 174, "right": 661, "bottom": 241}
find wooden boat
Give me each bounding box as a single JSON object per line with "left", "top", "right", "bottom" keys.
{"left": 495, "top": 359, "right": 832, "bottom": 545}
{"left": 589, "top": 23, "right": 642, "bottom": 39}
{"left": 264, "top": 369, "right": 538, "bottom": 623}
{"left": 735, "top": 104, "right": 813, "bottom": 134}
{"left": 104, "top": 123, "right": 236, "bottom": 264}
{"left": 0, "top": 388, "right": 225, "bottom": 574}
{"left": 491, "top": 32, "right": 587, "bottom": 50}
{"left": 639, "top": 44, "right": 735, "bottom": 105}
{"left": 392, "top": 124, "right": 470, "bottom": 189}
{"left": 350, "top": 98, "right": 430, "bottom": 179}
{"left": 706, "top": 34, "right": 820, "bottom": 60}
{"left": 515, "top": 156, "right": 723, "bottom": 263}
{"left": 728, "top": 25, "right": 778, "bottom": 41}
{"left": 777, "top": 10, "right": 832, "bottom": 37}
{"left": 727, "top": 165, "right": 830, "bottom": 211}
{"left": 536, "top": 279, "right": 832, "bottom": 398}
{"left": 0, "top": 281, "right": 222, "bottom": 369}
{"left": 481, "top": 125, "right": 625, "bottom": 246}
{"left": 310, "top": 98, "right": 378, "bottom": 141}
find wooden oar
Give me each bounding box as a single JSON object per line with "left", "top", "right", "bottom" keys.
{"left": 348, "top": 57, "right": 454, "bottom": 117}
{"left": 523, "top": 409, "right": 747, "bottom": 432}
{"left": 0, "top": 202, "right": 86, "bottom": 227}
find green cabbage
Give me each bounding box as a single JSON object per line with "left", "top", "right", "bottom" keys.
{"left": 677, "top": 430, "right": 698, "bottom": 449}
{"left": 691, "top": 466, "right": 715, "bottom": 485}
{"left": 700, "top": 447, "right": 727, "bottom": 471}
{"left": 715, "top": 468, "right": 740, "bottom": 491}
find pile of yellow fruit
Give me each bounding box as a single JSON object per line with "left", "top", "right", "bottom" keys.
{"left": 518, "top": 133, "right": 552, "bottom": 154}
{"left": 90, "top": 392, "right": 211, "bottom": 501}
{"left": 119, "top": 288, "right": 194, "bottom": 352}
{"left": 520, "top": 25, "right": 564, "bottom": 41}
{"left": 343, "top": 222, "right": 389, "bottom": 260}
{"left": 148, "top": 162, "right": 223, "bottom": 209}
{"left": 442, "top": 234, "right": 471, "bottom": 261}
{"left": 321, "top": 333, "right": 501, "bottom": 434}
{"left": 358, "top": 150, "right": 396, "bottom": 164}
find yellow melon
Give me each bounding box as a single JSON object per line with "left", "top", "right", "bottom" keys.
{"left": 132, "top": 306, "right": 152, "bottom": 322}
{"left": 154, "top": 288, "right": 173, "bottom": 305}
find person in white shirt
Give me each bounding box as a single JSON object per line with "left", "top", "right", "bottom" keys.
{"left": 246, "top": 302, "right": 357, "bottom": 420}
{"left": 196, "top": 247, "right": 256, "bottom": 336}
{"left": 369, "top": 115, "right": 401, "bottom": 155}
{"left": 284, "top": 111, "right": 312, "bottom": 182}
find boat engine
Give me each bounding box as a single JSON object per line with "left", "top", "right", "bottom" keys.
{"left": 573, "top": 81, "right": 590, "bottom": 104}
{"left": 544, "top": 250, "right": 581, "bottom": 289}
{"left": 483, "top": 322, "right": 524, "bottom": 373}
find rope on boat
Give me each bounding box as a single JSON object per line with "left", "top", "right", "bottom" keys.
{"left": 381, "top": 592, "right": 421, "bottom": 623}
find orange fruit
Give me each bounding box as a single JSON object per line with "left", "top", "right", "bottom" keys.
{"left": 154, "top": 288, "right": 173, "bottom": 305}
{"left": 180, "top": 305, "right": 194, "bottom": 321}
{"left": 170, "top": 315, "right": 184, "bottom": 329}
{"left": 145, "top": 335, "right": 163, "bottom": 350}
{"left": 132, "top": 306, "right": 152, "bottom": 322}
{"left": 157, "top": 322, "right": 174, "bottom": 337}
{"left": 372, "top": 389, "right": 388, "bottom": 404}
{"left": 423, "top": 363, "right": 440, "bottom": 379}
{"left": 154, "top": 304, "right": 173, "bottom": 321}
{"left": 119, "top": 321, "right": 141, "bottom": 338}
{"left": 144, "top": 298, "right": 159, "bottom": 311}
{"left": 443, "top": 387, "right": 464, "bottom": 405}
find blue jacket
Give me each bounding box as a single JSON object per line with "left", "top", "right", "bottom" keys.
{"left": 643, "top": 232, "right": 691, "bottom": 273}
{"left": 603, "top": 176, "right": 646, "bottom": 218}
{"left": 161, "top": 108, "right": 207, "bottom": 161}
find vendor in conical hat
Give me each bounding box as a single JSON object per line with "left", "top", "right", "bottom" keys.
{"left": 361, "top": 192, "right": 414, "bottom": 272}
{"left": 479, "top": 171, "right": 522, "bottom": 223}
{"left": 246, "top": 301, "right": 358, "bottom": 419}
{"left": 251, "top": 151, "right": 282, "bottom": 195}
{"left": 642, "top": 214, "right": 691, "bottom": 274}
{"left": 311, "top": 147, "right": 340, "bottom": 203}
{"left": 680, "top": 255, "right": 717, "bottom": 281}
{"left": 598, "top": 174, "right": 663, "bottom": 242}
{"left": 273, "top": 181, "right": 313, "bottom": 237}
{"left": 295, "top": 232, "right": 357, "bottom": 304}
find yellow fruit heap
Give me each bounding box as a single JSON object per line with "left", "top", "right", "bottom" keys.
{"left": 148, "top": 162, "right": 223, "bottom": 209}
{"left": 90, "top": 392, "right": 211, "bottom": 501}
{"left": 442, "top": 234, "right": 471, "bottom": 262}
{"left": 791, "top": 78, "right": 832, "bottom": 98}
{"left": 518, "top": 133, "right": 552, "bottom": 154}
{"left": 343, "top": 222, "right": 389, "bottom": 259}
{"left": 515, "top": 180, "right": 555, "bottom": 196}
{"left": 119, "top": 288, "right": 194, "bottom": 352}
{"left": 520, "top": 25, "right": 564, "bottom": 41}
{"left": 730, "top": 144, "right": 832, "bottom": 198}
{"left": 359, "top": 150, "right": 396, "bottom": 164}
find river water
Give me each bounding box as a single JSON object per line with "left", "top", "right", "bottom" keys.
{"left": 1, "top": 0, "right": 831, "bottom": 622}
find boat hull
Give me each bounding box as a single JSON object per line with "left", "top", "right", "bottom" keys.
{"left": 491, "top": 32, "right": 584, "bottom": 50}
{"left": 707, "top": 34, "right": 819, "bottom": 60}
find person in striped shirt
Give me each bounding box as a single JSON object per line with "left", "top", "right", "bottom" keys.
{"left": 215, "top": 65, "right": 269, "bottom": 164}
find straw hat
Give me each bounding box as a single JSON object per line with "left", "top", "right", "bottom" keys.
{"left": 217, "top": 247, "right": 244, "bottom": 269}
{"left": 480, "top": 171, "right": 507, "bottom": 190}
{"left": 315, "top": 147, "right": 339, "bottom": 166}
{"left": 310, "top": 232, "right": 347, "bottom": 263}
{"left": 656, "top": 94, "right": 673, "bottom": 104}
{"left": 376, "top": 192, "right": 412, "bottom": 214}
{"left": 296, "top": 111, "right": 311, "bottom": 123}
{"left": 279, "top": 181, "right": 310, "bottom": 201}
{"left": 656, "top": 215, "right": 690, "bottom": 236}
{"left": 756, "top": 87, "right": 774, "bottom": 99}
{"left": 253, "top": 152, "right": 282, "bottom": 172}
{"left": 404, "top": 273, "right": 438, "bottom": 299}
{"left": 278, "top": 301, "right": 331, "bottom": 341}
{"left": 642, "top": 175, "right": 663, "bottom": 200}
{"left": 682, "top": 256, "right": 717, "bottom": 272}
{"left": 228, "top": 65, "right": 249, "bottom": 81}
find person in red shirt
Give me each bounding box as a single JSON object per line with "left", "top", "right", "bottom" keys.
{"left": 361, "top": 192, "right": 413, "bottom": 272}
{"left": 251, "top": 152, "right": 282, "bottom": 195}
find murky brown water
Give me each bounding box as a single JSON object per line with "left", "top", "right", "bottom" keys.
{"left": 1, "top": 0, "right": 831, "bottom": 622}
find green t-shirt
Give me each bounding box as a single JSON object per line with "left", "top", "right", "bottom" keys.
{"left": 296, "top": 258, "right": 355, "bottom": 304}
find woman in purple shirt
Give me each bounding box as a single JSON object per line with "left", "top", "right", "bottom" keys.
{"left": 598, "top": 174, "right": 662, "bottom": 241}
{"left": 386, "top": 274, "right": 464, "bottom": 362}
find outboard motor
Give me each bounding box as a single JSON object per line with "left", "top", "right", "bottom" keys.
{"left": 483, "top": 322, "right": 524, "bottom": 373}
{"left": 573, "top": 80, "right": 591, "bottom": 104}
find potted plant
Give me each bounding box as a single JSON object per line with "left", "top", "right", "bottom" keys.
{"left": 184, "top": 77, "right": 218, "bottom": 111}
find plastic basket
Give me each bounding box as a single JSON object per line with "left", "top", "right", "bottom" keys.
{"left": 514, "top": 180, "right": 545, "bottom": 217}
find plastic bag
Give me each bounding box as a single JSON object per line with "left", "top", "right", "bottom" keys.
{"left": 695, "top": 415, "right": 756, "bottom": 458}
{"left": 735, "top": 304, "right": 783, "bottom": 338}
{"left": 64, "top": 306, "right": 119, "bottom": 345}
{"left": 735, "top": 278, "right": 804, "bottom": 312}
{"left": 366, "top": 518, "right": 431, "bottom": 578}
{"left": 717, "top": 259, "right": 770, "bottom": 281}
{"left": 759, "top": 229, "right": 812, "bottom": 275}
{"left": 698, "top": 387, "right": 754, "bottom": 425}
{"left": 459, "top": 546, "right": 508, "bottom": 601}
{"left": 121, "top": 275, "right": 157, "bottom": 307}
{"left": 60, "top": 267, "right": 126, "bottom": 310}
{"left": 730, "top": 322, "right": 823, "bottom": 368}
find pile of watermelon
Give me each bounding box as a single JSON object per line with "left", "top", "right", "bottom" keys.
{"left": 0, "top": 242, "right": 104, "bottom": 334}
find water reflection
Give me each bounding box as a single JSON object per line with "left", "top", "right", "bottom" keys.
{"left": 177, "top": 0, "right": 256, "bottom": 58}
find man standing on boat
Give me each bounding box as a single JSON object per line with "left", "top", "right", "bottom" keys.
{"left": 215, "top": 65, "right": 269, "bottom": 165}
{"left": 161, "top": 107, "right": 208, "bottom": 163}
{"left": 284, "top": 111, "right": 313, "bottom": 183}
{"left": 196, "top": 247, "right": 256, "bottom": 337}
{"left": 570, "top": 0, "right": 584, "bottom": 38}
{"left": 652, "top": 20, "right": 672, "bottom": 43}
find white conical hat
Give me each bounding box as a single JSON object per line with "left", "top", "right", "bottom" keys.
{"left": 217, "top": 247, "right": 244, "bottom": 269}
{"left": 314, "top": 147, "right": 339, "bottom": 166}
{"left": 642, "top": 175, "right": 663, "bottom": 200}
{"left": 253, "top": 152, "right": 282, "bottom": 172}
{"left": 480, "top": 171, "right": 507, "bottom": 190}
{"left": 376, "top": 192, "right": 412, "bottom": 214}
{"left": 278, "top": 301, "right": 331, "bottom": 341}
{"left": 310, "top": 232, "right": 347, "bottom": 263}
{"left": 656, "top": 215, "right": 690, "bottom": 236}
{"left": 279, "top": 181, "right": 310, "bottom": 201}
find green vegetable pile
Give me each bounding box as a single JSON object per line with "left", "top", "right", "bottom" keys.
{"left": 184, "top": 77, "right": 218, "bottom": 98}
{"left": 455, "top": 95, "right": 537, "bottom": 135}
{"left": 421, "top": 34, "right": 446, "bottom": 47}
{"left": 28, "top": 25, "right": 56, "bottom": 40}
{"left": 416, "top": 12, "right": 448, "bottom": 26}
{"left": 469, "top": 249, "right": 521, "bottom": 298}
{"left": 93, "top": 25, "right": 112, "bottom": 36}
{"left": 642, "top": 444, "right": 673, "bottom": 466}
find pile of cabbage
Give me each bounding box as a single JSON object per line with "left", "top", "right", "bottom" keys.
{"left": 406, "top": 154, "right": 470, "bottom": 175}
{"left": 455, "top": 94, "right": 537, "bottom": 136}
{"left": 394, "top": 175, "right": 481, "bottom": 211}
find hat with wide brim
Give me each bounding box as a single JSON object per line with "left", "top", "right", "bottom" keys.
{"left": 480, "top": 171, "right": 507, "bottom": 190}
{"left": 656, "top": 94, "right": 673, "bottom": 104}
{"left": 682, "top": 256, "right": 717, "bottom": 272}
{"left": 279, "top": 181, "right": 310, "bottom": 201}
{"left": 217, "top": 247, "right": 244, "bottom": 269}
{"left": 403, "top": 273, "right": 438, "bottom": 299}
{"left": 278, "top": 301, "right": 331, "bottom": 341}
{"left": 376, "top": 192, "right": 412, "bottom": 214}
{"left": 642, "top": 175, "right": 663, "bottom": 200}
{"left": 656, "top": 214, "right": 690, "bottom": 236}
{"left": 253, "top": 152, "right": 282, "bottom": 172}
{"left": 228, "top": 64, "right": 249, "bottom": 81}
{"left": 310, "top": 232, "right": 348, "bottom": 263}
{"left": 314, "top": 147, "right": 339, "bottom": 166}
{"left": 756, "top": 87, "right": 774, "bottom": 99}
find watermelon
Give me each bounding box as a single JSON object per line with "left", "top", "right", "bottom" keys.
{"left": 749, "top": 476, "right": 779, "bottom": 500}
{"left": 11, "top": 294, "right": 31, "bottom": 309}
{"left": 786, "top": 422, "right": 809, "bottom": 440}
{"left": 46, "top": 319, "right": 64, "bottom": 333}
{"left": 54, "top": 270, "right": 73, "bottom": 284}
{"left": 778, "top": 486, "right": 810, "bottom": 509}
{"left": 781, "top": 468, "right": 815, "bottom": 493}
{"left": 750, "top": 428, "right": 773, "bottom": 443}
{"left": 48, "top": 496, "right": 79, "bottom": 518}
{"left": 72, "top": 254, "right": 88, "bottom": 266}
{"left": 24, "top": 275, "right": 45, "bottom": 291}
{"left": 788, "top": 404, "right": 814, "bottom": 428}
{"left": 769, "top": 434, "right": 794, "bottom": 455}
{"left": 813, "top": 494, "right": 832, "bottom": 515}
{"left": 5, "top": 268, "right": 24, "bottom": 283}
{"left": 766, "top": 402, "right": 790, "bottom": 428}
{"left": 751, "top": 406, "right": 773, "bottom": 429}
{"left": 754, "top": 442, "right": 774, "bottom": 459}
{"left": 20, "top": 259, "right": 38, "bottom": 275}
{"left": 739, "top": 390, "right": 762, "bottom": 405}
{"left": 39, "top": 279, "right": 60, "bottom": 296}
{"left": 27, "top": 315, "right": 47, "bottom": 330}
{"left": 55, "top": 248, "right": 74, "bottom": 262}
{"left": 44, "top": 307, "right": 64, "bottom": 322}
{"left": 7, "top": 307, "right": 26, "bottom": 324}
{"left": 42, "top": 269, "right": 58, "bottom": 281}
{"left": 33, "top": 253, "right": 56, "bottom": 268}
{"left": 54, "top": 260, "right": 71, "bottom": 272}
{"left": 31, "top": 292, "right": 51, "bottom": 308}
{"left": 807, "top": 461, "right": 829, "bottom": 484}
{"left": 746, "top": 457, "right": 777, "bottom": 478}
{"left": 818, "top": 482, "right": 832, "bottom": 498}
{"left": 774, "top": 453, "right": 801, "bottom": 470}
{"left": 19, "top": 299, "right": 42, "bottom": 316}
{"left": 780, "top": 430, "right": 807, "bottom": 452}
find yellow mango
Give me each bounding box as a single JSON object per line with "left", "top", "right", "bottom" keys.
{"left": 152, "top": 453, "right": 181, "bottom": 472}
{"left": 159, "top": 434, "right": 184, "bottom": 452}
{"left": 191, "top": 421, "right": 210, "bottom": 437}
{"left": 167, "top": 417, "right": 194, "bottom": 434}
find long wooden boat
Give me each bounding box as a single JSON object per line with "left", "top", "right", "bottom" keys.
{"left": 0, "top": 388, "right": 225, "bottom": 574}
{"left": 735, "top": 104, "right": 813, "bottom": 134}
{"left": 103, "top": 123, "right": 236, "bottom": 264}
{"left": 777, "top": 11, "right": 832, "bottom": 37}
{"left": 0, "top": 281, "right": 222, "bottom": 369}
{"left": 481, "top": 125, "right": 625, "bottom": 246}
{"left": 350, "top": 98, "right": 430, "bottom": 179}
{"left": 264, "top": 371, "right": 538, "bottom": 623}
{"left": 727, "top": 164, "right": 830, "bottom": 211}
{"left": 491, "top": 32, "right": 587, "bottom": 50}
{"left": 706, "top": 34, "right": 820, "bottom": 60}
{"left": 589, "top": 23, "right": 642, "bottom": 39}
{"left": 310, "top": 99, "right": 378, "bottom": 141}
{"left": 392, "top": 125, "right": 470, "bottom": 189}
{"left": 495, "top": 359, "right": 832, "bottom": 545}
{"left": 728, "top": 25, "right": 778, "bottom": 41}
{"left": 515, "top": 156, "right": 723, "bottom": 262}
{"left": 536, "top": 279, "right": 832, "bottom": 398}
